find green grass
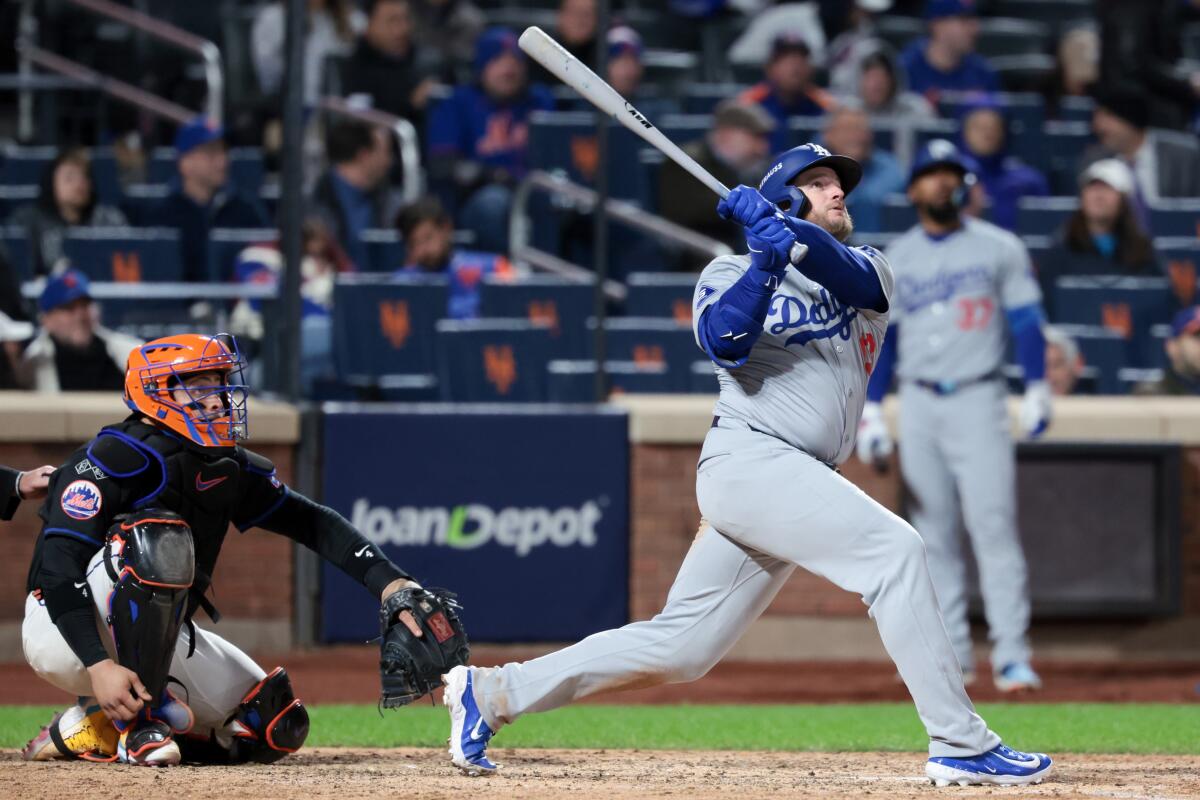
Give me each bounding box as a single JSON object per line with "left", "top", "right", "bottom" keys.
{"left": 4, "top": 703, "right": 1198, "bottom": 754}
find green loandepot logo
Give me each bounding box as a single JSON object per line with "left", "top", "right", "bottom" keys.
{"left": 351, "top": 498, "right": 604, "bottom": 557}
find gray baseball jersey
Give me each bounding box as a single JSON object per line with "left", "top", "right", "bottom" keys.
{"left": 885, "top": 218, "right": 1041, "bottom": 384}
{"left": 885, "top": 217, "right": 1038, "bottom": 674}
{"left": 465, "top": 244, "right": 1003, "bottom": 760}
{"left": 690, "top": 248, "right": 894, "bottom": 465}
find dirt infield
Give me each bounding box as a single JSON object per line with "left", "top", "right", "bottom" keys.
{"left": 2, "top": 749, "right": 1198, "bottom": 799}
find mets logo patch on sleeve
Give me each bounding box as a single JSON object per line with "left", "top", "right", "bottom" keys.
{"left": 61, "top": 480, "right": 102, "bottom": 520}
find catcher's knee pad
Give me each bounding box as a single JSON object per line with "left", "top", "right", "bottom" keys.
{"left": 104, "top": 510, "right": 195, "bottom": 700}
{"left": 228, "top": 667, "right": 309, "bottom": 764}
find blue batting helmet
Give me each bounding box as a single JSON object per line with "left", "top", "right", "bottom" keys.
{"left": 758, "top": 143, "right": 863, "bottom": 218}
{"left": 908, "top": 138, "right": 978, "bottom": 187}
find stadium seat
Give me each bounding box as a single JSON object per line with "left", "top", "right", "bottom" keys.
{"left": 1, "top": 145, "right": 120, "bottom": 206}
{"left": 435, "top": 318, "right": 553, "bottom": 402}
{"left": 0, "top": 185, "right": 38, "bottom": 223}
{"left": 682, "top": 84, "right": 748, "bottom": 115}
{"left": 1148, "top": 200, "right": 1200, "bottom": 238}
{"left": 990, "top": 0, "right": 1093, "bottom": 26}
{"left": 874, "top": 15, "right": 924, "bottom": 54}
{"left": 62, "top": 227, "right": 182, "bottom": 281}
{"left": 938, "top": 92, "right": 1045, "bottom": 138}
{"left": 119, "top": 184, "right": 171, "bottom": 226}
{"left": 595, "top": 317, "right": 697, "bottom": 391}
{"left": 527, "top": 111, "right": 652, "bottom": 205}
{"left": 209, "top": 228, "right": 277, "bottom": 283}
{"left": 2, "top": 225, "right": 31, "bottom": 279}
{"left": 1158, "top": 237, "right": 1200, "bottom": 308}
{"left": 1056, "top": 96, "right": 1095, "bottom": 124}
{"left": 880, "top": 195, "right": 917, "bottom": 233}
{"left": 991, "top": 53, "right": 1056, "bottom": 94}
{"left": 1009, "top": 121, "right": 1093, "bottom": 194}
{"left": 332, "top": 274, "right": 447, "bottom": 384}
{"left": 479, "top": 276, "right": 596, "bottom": 359}
{"left": 361, "top": 229, "right": 405, "bottom": 272}
{"left": 1016, "top": 197, "right": 1078, "bottom": 236}
{"left": 976, "top": 18, "right": 1052, "bottom": 58}
{"left": 1053, "top": 323, "right": 1130, "bottom": 394}
{"left": 546, "top": 360, "right": 673, "bottom": 401}
{"left": 626, "top": 272, "right": 698, "bottom": 322}
{"left": 1053, "top": 276, "right": 1174, "bottom": 377}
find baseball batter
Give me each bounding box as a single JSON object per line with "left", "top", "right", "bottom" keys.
{"left": 858, "top": 140, "right": 1050, "bottom": 693}
{"left": 442, "top": 144, "right": 1053, "bottom": 787}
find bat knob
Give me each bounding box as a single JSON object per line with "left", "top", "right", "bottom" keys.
{"left": 788, "top": 242, "right": 809, "bottom": 265}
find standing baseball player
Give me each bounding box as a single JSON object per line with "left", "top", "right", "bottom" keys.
{"left": 857, "top": 139, "right": 1050, "bottom": 692}
{"left": 441, "top": 144, "right": 1053, "bottom": 787}
{"left": 20, "top": 333, "right": 468, "bottom": 766}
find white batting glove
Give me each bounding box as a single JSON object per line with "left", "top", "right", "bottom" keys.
{"left": 856, "top": 402, "right": 893, "bottom": 465}
{"left": 1020, "top": 380, "right": 1052, "bottom": 439}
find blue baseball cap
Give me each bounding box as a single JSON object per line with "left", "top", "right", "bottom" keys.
{"left": 39, "top": 269, "right": 92, "bottom": 312}
{"left": 925, "top": 0, "right": 977, "bottom": 19}
{"left": 173, "top": 116, "right": 225, "bottom": 158}
{"left": 908, "top": 138, "right": 979, "bottom": 186}
{"left": 1171, "top": 307, "right": 1200, "bottom": 338}
{"left": 607, "top": 26, "right": 643, "bottom": 60}
{"left": 474, "top": 27, "right": 523, "bottom": 75}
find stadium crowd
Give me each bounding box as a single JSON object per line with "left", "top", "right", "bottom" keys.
{"left": 1, "top": 0, "right": 1199, "bottom": 399}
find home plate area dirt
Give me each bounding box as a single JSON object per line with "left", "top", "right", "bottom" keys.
{"left": 2, "top": 749, "right": 1198, "bottom": 800}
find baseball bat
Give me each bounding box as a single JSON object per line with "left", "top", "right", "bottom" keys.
{"left": 517, "top": 26, "right": 807, "bottom": 264}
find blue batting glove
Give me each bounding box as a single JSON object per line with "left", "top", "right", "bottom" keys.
{"left": 717, "top": 185, "right": 776, "bottom": 228}
{"left": 745, "top": 214, "right": 795, "bottom": 278}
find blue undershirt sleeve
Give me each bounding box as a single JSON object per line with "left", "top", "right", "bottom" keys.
{"left": 866, "top": 325, "right": 898, "bottom": 402}
{"left": 1006, "top": 303, "right": 1046, "bottom": 382}
{"left": 782, "top": 217, "right": 887, "bottom": 312}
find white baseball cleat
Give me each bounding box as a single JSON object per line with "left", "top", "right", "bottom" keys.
{"left": 117, "top": 720, "right": 181, "bottom": 767}
{"left": 443, "top": 665, "right": 499, "bottom": 776}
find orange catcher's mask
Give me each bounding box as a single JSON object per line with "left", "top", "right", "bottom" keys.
{"left": 124, "top": 334, "right": 249, "bottom": 448}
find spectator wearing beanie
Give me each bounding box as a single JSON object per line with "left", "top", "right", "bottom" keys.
{"left": 426, "top": 27, "right": 554, "bottom": 253}
{"left": 900, "top": 0, "right": 998, "bottom": 104}
{"left": 738, "top": 33, "right": 837, "bottom": 153}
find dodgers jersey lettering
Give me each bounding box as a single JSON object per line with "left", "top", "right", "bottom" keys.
{"left": 885, "top": 217, "right": 1041, "bottom": 384}
{"left": 692, "top": 246, "right": 894, "bottom": 465}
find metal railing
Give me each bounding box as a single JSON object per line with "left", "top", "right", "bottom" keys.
{"left": 318, "top": 96, "right": 424, "bottom": 204}
{"left": 510, "top": 170, "right": 733, "bottom": 298}
{"left": 17, "top": 0, "right": 224, "bottom": 132}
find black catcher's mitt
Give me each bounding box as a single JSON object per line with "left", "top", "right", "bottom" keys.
{"left": 379, "top": 587, "right": 470, "bottom": 708}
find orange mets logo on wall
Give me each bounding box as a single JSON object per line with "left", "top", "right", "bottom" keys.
{"left": 527, "top": 300, "right": 560, "bottom": 336}
{"left": 112, "top": 251, "right": 141, "bottom": 282}
{"left": 379, "top": 300, "right": 411, "bottom": 349}
{"left": 484, "top": 345, "right": 517, "bottom": 395}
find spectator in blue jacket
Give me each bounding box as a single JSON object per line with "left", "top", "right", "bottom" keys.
{"left": 900, "top": 0, "right": 998, "bottom": 105}
{"left": 143, "top": 117, "right": 269, "bottom": 282}
{"left": 958, "top": 96, "right": 1049, "bottom": 231}
{"left": 427, "top": 27, "right": 555, "bottom": 253}
{"left": 821, "top": 105, "right": 905, "bottom": 233}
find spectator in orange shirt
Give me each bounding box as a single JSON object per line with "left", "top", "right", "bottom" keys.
{"left": 738, "top": 33, "right": 837, "bottom": 152}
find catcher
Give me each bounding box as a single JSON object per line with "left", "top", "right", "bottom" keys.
{"left": 20, "top": 333, "right": 468, "bottom": 766}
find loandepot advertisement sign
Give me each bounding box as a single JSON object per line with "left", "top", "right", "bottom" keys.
{"left": 320, "top": 408, "right": 630, "bottom": 642}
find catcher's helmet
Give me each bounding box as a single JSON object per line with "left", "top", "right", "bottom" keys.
{"left": 758, "top": 142, "right": 863, "bottom": 218}
{"left": 908, "top": 138, "right": 978, "bottom": 187}
{"left": 124, "top": 333, "right": 249, "bottom": 448}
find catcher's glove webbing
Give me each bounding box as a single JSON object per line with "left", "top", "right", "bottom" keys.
{"left": 379, "top": 587, "right": 470, "bottom": 708}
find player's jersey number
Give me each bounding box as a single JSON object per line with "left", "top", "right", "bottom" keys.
{"left": 956, "top": 298, "right": 995, "bottom": 331}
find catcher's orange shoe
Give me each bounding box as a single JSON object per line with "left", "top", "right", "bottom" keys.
{"left": 22, "top": 702, "right": 119, "bottom": 762}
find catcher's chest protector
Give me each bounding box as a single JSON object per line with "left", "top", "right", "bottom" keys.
{"left": 92, "top": 421, "right": 244, "bottom": 608}
{"left": 104, "top": 512, "right": 196, "bottom": 700}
